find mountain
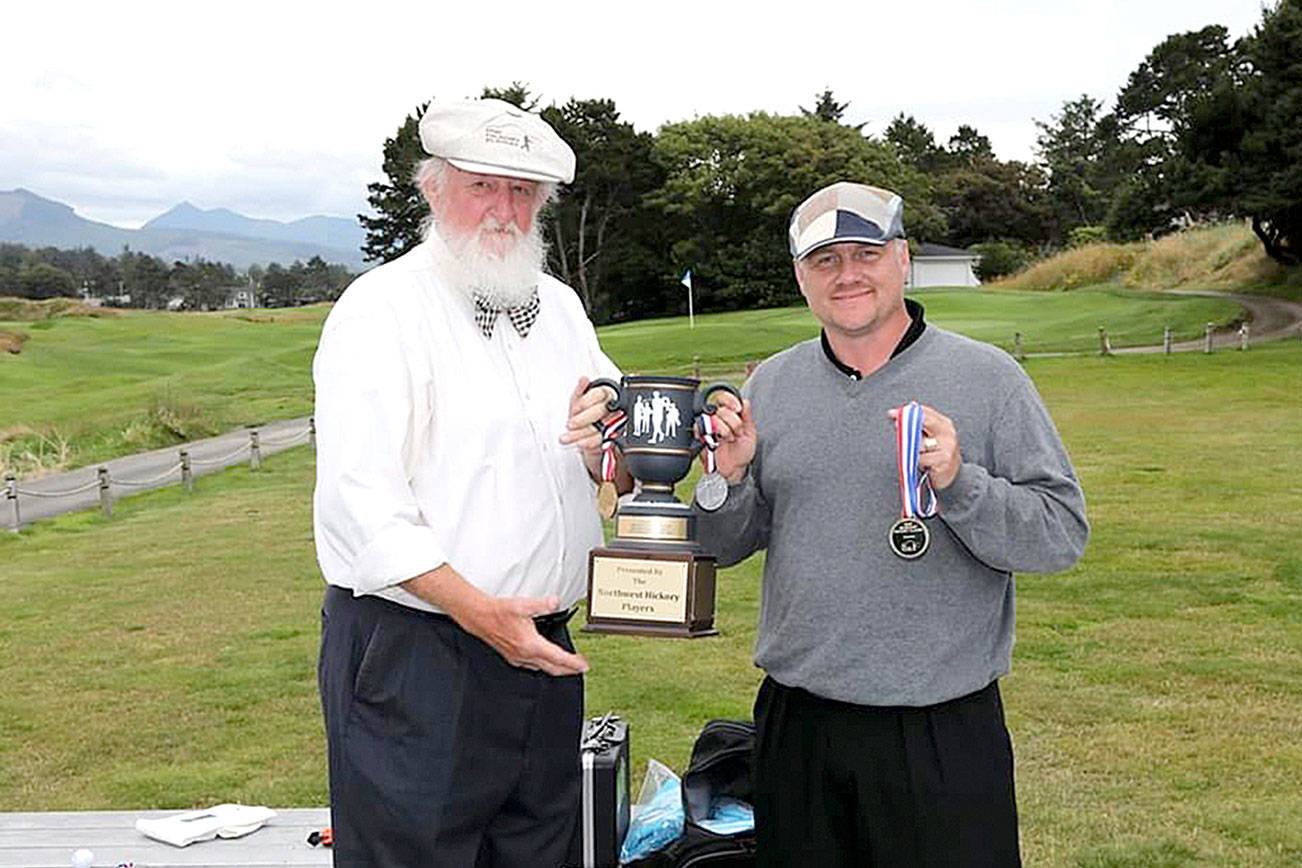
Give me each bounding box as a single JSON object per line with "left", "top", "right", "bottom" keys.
{"left": 0, "top": 189, "right": 367, "bottom": 270}
{"left": 143, "top": 202, "right": 366, "bottom": 253}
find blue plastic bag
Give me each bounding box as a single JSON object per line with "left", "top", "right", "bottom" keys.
{"left": 618, "top": 760, "right": 684, "bottom": 863}
{"left": 698, "top": 797, "right": 754, "bottom": 835}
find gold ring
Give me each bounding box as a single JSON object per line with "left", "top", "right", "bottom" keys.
{"left": 923, "top": 437, "right": 939, "bottom": 452}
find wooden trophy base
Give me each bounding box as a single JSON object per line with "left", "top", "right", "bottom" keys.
{"left": 584, "top": 547, "right": 718, "bottom": 638}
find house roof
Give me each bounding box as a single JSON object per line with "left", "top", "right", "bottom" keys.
{"left": 914, "top": 242, "right": 976, "bottom": 259}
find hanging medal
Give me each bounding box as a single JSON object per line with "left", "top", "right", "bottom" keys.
{"left": 694, "top": 412, "right": 728, "bottom": 512}
{"left": 889, "top": 401, "right": 938, "bottom": 559}
{"left": 596, "top": 410, "right": 627, "bottom": 519}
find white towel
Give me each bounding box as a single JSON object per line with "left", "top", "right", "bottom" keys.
{"left": 135, "top": 804, "right": 277, "bottom": 847}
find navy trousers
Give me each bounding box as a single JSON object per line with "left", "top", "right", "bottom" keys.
{"left": 753, "top": 677, "right": 1021, "bottom": 868}
{"left": 318, "top": 586, "right": 583, "bottom": 867}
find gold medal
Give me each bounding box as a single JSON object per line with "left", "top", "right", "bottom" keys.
{"left": 597, "top": 481, "right": 618, "bottom": 519}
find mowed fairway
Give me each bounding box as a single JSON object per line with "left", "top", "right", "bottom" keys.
{"left": 1, "top": 287, "right": 1238, "bottom": 472}
{"left": 1, "top": 300, "right": 1299, "bottom": 866}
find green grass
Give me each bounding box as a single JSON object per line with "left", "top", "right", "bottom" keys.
{"left": 2, "top": 290, "right": 1238, "bottom": 477}
{"left": 0, "top": 306, "right": 328, "bottom": 475}
{"left": 2, "top": 334, "right": 1300, "bottom": 866}
{"left": 598, "top": 288, "right": 1240, "bottom": 375}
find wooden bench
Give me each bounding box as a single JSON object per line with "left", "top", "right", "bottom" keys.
{"left": 0, "top": 809, "right": 331, "bottom": 867}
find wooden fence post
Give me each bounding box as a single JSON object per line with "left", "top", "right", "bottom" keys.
{"left": 180, "top": 450, "right": 193, "bottom": 491}
{"left": 97, "top": 467, "right": 112, "bottom": 518}
{"left": 1014, "top": 331, "right": 1024, "bottom": 361}
{"left": 692, "top": 355, "right": 701, "bottom": 378}
{"left": 1204, "top": 322, "right": 1214, "bottom": 354}
{"left": 1163, "top": 326, "right": 1173, "bottom": 355}
{"left": 1098, "top": 327, "right": 1112, "bottom": 356}
{"left": 249, "top": 430, "right": 262, "bottom": 470}
{"left": 4, "top": 473, "right": 18, "bottom": 532}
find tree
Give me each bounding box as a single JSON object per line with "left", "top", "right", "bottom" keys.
{"left": 800, "top": 89, "right": 865, "bottom": 131}
{"left": 938, "top": 158, "right": 1055, "bottom": 249}
{"left": 359, "top": 104, "right": 428, "bottom": 263}
{"left": 649, "top": 112, "right": 943, "bottom": 311}
{"left": 884, "top": 114, "right": 946, "bottom": 174}
{"left": 801, "top": 89, "right": 849, "bottom": 123}
{"left": 1035, "top": 95, "right": 1128, "bottom": 240}
{"left": 946, "top": 125, "right": 996, "bottom": 168}
{"left": 538, "top": 98, "right": 662, "bottom": 320}
{"left": 481, "top": 82, "right": 540, "bottom": 111}
{"left": 1104, "top": 25, "right": 1239, "bottom": 240}
{"left": 17, "top": 262, "right": 76, "bottom": 299}
{"left": 1224, "top": 0, "right": 1302, "bottom": 264}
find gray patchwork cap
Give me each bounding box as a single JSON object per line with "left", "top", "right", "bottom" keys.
{"left": 789, "top": 182, "right": 906, "bottom": 259}
{"left": 418, "top": 98, "right": 576, "bottom": 184}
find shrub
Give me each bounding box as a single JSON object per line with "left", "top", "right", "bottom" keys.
{"left": 971, "top": 240, "right": 1033, "bottom": 282}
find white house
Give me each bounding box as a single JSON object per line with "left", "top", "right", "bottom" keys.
{"left": 907, "top": 243, "right": 981, "bottom": 288}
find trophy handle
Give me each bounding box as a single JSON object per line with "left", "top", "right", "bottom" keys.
{"left": 691, "top": 382, "right": 742, "bottom": 457}
{"left": 585, "top": 378, "right": 625, "bottom": 413}
{"left": 694, "top": 381, "right": 741, "bottom": 416}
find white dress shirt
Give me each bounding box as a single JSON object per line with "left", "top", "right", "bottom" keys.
{"left": 312, "top": 239, "right": 620, "bottom": 614}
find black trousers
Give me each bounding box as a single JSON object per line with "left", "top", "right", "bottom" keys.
{"left": 318, "top": 586, "right": 583, "bottom": 867}
{"left": 753, "top": 677, "right": 1021, "bottom": 868}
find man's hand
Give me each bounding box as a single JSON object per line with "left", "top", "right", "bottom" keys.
{"left": 559, "top": 376, "right": 617, "bottom": 475}
{"left": 887, "top": 404, "right": 962, "bottom": 490}
{"left": 403, "top": 566, "right": 588, "bottom": 676}
{"left": 702, "top": 392, "right": 757, "bottom": 484}
{"left": 455, "top": 593, "right": 589, "bottom": 676}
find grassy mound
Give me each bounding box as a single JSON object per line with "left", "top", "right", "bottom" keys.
{"left": 0, "top": 296, "right": 118, "bottom": 321}
{"left": 996, "top": 223, "right": 1302, "bottom": 296}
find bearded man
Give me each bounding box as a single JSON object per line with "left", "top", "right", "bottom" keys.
{"left": 313, "top": 98, "right": 626, "bottom": 866}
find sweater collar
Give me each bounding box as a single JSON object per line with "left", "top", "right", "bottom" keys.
{"left": 820, "top": 298, "right": 927, "bottom": 381}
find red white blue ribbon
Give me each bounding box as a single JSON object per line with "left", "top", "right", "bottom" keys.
{"left": 599, "top": 411, "right": 627, "bottom": 482}
{"left": 698, "top": 412, "right": 719, "bottom": 474}
{"left": 895, "top": 401, "right": 938, "bottom": 519}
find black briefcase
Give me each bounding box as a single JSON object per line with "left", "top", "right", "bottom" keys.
{"left": 575, "top": 713, "right": 631, "bottom": 868}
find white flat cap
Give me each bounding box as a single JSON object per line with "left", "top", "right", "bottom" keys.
{"left": 418, "top": 98, "right": 576, "bottom": 184}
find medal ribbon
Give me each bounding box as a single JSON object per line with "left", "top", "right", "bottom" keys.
{"left": 599, "top": 411, "right": 627, "bottom": 482}
{"left": 895, "top": 401, "right": 938, "bottom": 519}
{"left": 698, "top": 412, "right": 719, "bottom": 475}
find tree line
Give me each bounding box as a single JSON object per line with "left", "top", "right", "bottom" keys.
{"left": 361, "top": 1, "right": 1300, "bottom": 324}
{"left": 0, "top": 243, "right": 355, "bottom": 309}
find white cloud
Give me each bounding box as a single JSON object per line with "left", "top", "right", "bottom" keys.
{"left": 0, "top": 0, "right": 1269, "bottom": 228}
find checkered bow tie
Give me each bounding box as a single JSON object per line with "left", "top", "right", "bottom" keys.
{"left": 473, "top": 289, "right": 540, "bottom": 339}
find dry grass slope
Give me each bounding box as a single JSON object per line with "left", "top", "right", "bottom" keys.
{"left": 0, "top": 296, "right": 117, "bottom": 321}
{"left": 996, "top": 223, "right": 1302, "bottom": 295}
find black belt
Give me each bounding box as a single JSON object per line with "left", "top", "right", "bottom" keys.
{"left": 533, "top": 604, "right": 580, "bottom": 632}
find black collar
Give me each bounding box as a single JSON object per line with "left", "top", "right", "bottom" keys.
{"left": 820, "top": 298, "right": 927, "bottom": 380}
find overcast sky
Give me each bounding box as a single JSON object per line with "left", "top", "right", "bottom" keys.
{"left": 2, "top": 0, "right": 1268, "bottom": 229}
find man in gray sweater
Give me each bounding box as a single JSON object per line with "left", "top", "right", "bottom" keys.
{"left": 697, "top": 181, "right": 1088, "bottom": 867}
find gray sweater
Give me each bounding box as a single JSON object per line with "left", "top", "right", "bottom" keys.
{"left": 696, "top": 326, "right": 1088, "bottom": 706}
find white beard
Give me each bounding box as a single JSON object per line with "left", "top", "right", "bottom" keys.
{"left": 427, "top": 215, "right": 546, "bottom": 309}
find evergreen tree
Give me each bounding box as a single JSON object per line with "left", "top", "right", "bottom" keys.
{"left": 358, "top": 105, "right": 428, "bottom": 263}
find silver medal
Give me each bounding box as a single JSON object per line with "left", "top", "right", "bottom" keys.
{"left": 694, "top": 471, "right": 728, "bottom": 512}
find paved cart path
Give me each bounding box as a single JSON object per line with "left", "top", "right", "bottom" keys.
{"left": 3, "top": 418, "right": 311, "bottom": 530}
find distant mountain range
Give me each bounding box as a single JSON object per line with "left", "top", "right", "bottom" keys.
{"left": 0, "top": 188, "right": 367, "bottom": 271}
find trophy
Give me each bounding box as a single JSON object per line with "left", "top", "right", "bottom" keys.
{"left": 583, "top": 375, "right": 741, "bottom": 638}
